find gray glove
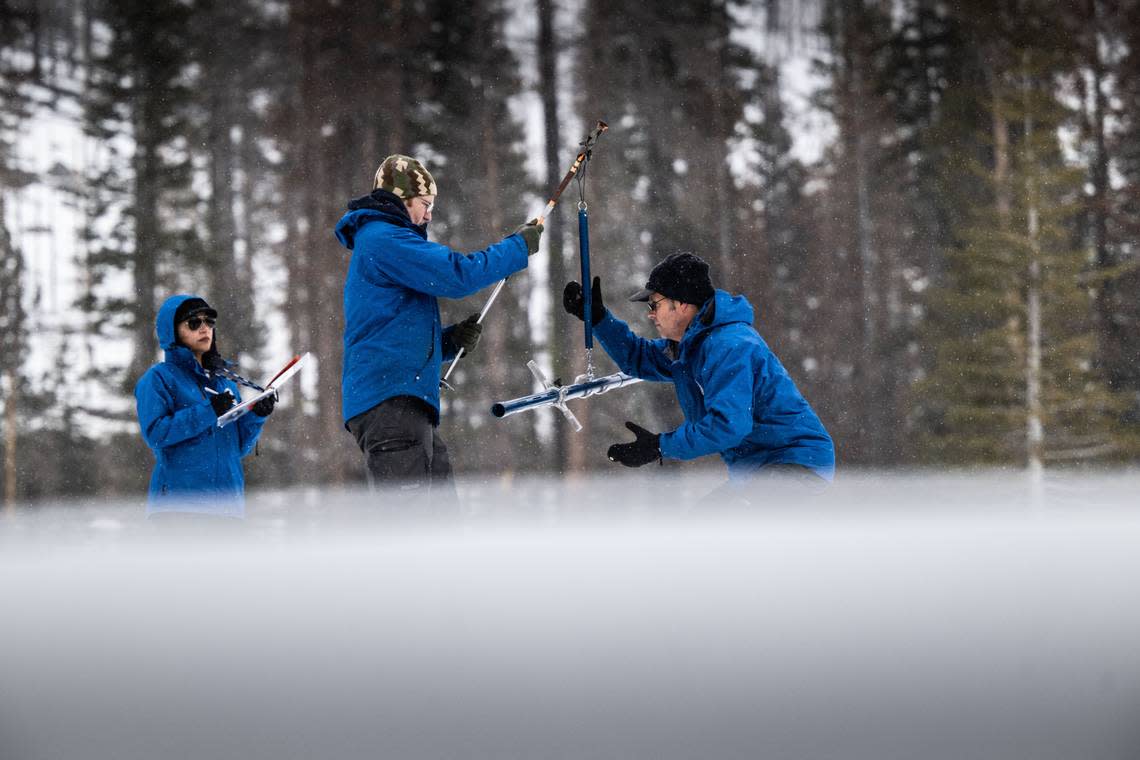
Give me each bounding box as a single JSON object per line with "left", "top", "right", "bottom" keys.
{"left": 512, "top": 219, "right": 544, "bottom": 255}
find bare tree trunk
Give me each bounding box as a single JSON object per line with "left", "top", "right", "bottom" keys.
{"left": 1084, "top": 0, "right": 1117, "bottom": 386}
{"left": 284, "top": 15, "right": 319, "bottom": 484}
{"left": 992, "top": 73, "right": 1012, "bottom": 220}
{"left": 836, "top": 0, "right": 880, "bottom": 461}
{"left": 278, "top": 8, "right": 354, "bottom": 485}
{"left": 539, "top": 0, "right": 578, "bottom": 474}
{"left": 236, "top": 125, "right": 258, "bottom": 309}
{"left": 387, "top": 0, "right": 407, "bottom": 153}
{"left": 855, "top": 132, "right": 875, "bottom": 361}
{"left": 0, "top": 188, "right": 20, "bottom": 511}
{"left": 130, "top": 135, "right": 160, "bottom": 382}
{"left": 3, "top": 368, "right": 16, "bottom": 513}
{"left": 987, "top": 57, "right": 1037, "bottom": 476}
{"left": 712, "top": 30, "right": 733, "bottom": 280}
{"left": 478, "top": 89, "right": 514, "bottom": 473}
{"left": 203, "top": 51, "right": 254, "bottom": 355}
{"left": 312, "top": 146, "right": 348, "bottom": 484}
{"left": 847, "top": 11, "right": 876, "bottom": 385}
{"left": 766, "top": 0, "right": 780, "bottom": 34}
{"left": 1022, "top": 57, "right": 1044, "bottom": 493}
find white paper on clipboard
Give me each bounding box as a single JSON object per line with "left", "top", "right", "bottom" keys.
{"left": 217, "top": 352, "right": 309, "bottom": 428}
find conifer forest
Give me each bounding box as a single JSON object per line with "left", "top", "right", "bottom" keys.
{"left": 3, "top": 0, "right": 1140, "bottom": 505}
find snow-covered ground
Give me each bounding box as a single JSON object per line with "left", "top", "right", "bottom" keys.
{"left": 2, "top": 471, "right": 1139, "bottom": 759}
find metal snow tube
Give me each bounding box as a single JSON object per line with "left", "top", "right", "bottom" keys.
{"left": 491, "top": 372, "right": 643, "bottom": 419}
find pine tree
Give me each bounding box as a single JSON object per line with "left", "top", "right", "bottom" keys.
{"left": 1, "top": 1, "right": 118, "bottom": 503}
{"left": 82, "top": 0, "right": 201, "bottom": 391}
{"left": 188, "top": 0, "right": 275, "bottom": 361}
{"left": 915, "top": 3, "right": 1130, "bottom": 466}
{"left": 1, "top": 1, "right": 38, "bottom": 507}
{"left": 266, "top": 0, "right": 430, "bottom": 485}
{"left": 875, "top": 0, "right": 995, "bottom": 464}
{"left": 416, "top": 0, "right": 536, "bottom": 477}
{"left": 879, "top": 0, "right": 985, "bottom": 276}
{"left": 0, "top": 191, "right": 27, "bottom": 510}
{"left": 1094, "top": 0, "right": 1140, "bottom": 434}
{"left": 811, "top": 0, "right": 998, "bottom": 465}
{"left": 733, "top": 61, "right": 814, "bottom": 380}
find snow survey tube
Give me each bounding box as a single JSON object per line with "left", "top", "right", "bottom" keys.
{"left": 491, "top": 372, "right": 643, "bottom": 419}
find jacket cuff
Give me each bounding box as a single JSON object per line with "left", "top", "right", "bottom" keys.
{"left": 199, "top": 399, "right": 219, "bottom": 430}
{"left": 441, "top": 324, "right": 458, "bottom": 362}
{"left": 592, "top": 309, "right": 621, "bottom": 339}
{"left": 507, "top": 233, "right": 530, "bottom": 264}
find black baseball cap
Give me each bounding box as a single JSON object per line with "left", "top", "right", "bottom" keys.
{"left": 629, "top": 252, "right": 715, "bottom": 306}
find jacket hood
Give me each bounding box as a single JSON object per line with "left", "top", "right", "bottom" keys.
{"left": 684, "top": 289, "right": 753, "bottom": 340}
{"left": 157, "top": 294, "right": 198, "bottom": 350}
{"left": 156, "top": 293, "right": 220, "bottom": 369}
{"left": 335, "top": 188, "right": 426, "bottom": 251}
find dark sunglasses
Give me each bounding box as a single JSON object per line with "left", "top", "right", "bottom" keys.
{"left": 184, "top": 316, "right": 216, "bottom": 330}
{"left": 648, "top": 296, "right": 668, "bottom": 313}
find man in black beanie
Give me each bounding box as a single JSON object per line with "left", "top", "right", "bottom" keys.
{"left": 564, "top": 252, "right": 835, "bottom": 492}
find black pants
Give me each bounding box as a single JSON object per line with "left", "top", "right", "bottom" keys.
{"left": 347, "top": 396, "right": 458, "bottom": 512}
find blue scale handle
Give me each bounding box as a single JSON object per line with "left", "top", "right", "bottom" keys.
{"left": 578, "top": 205, "right": 593, "bottom": 350}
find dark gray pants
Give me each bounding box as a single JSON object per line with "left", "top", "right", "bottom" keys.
{"left": 347, "top": 396, "right": 458, "bottom": 512}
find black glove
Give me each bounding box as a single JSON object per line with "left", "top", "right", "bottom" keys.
{"left": 202, "top": 351, "right": 227, "bottom": 373}
{"left": 512, "top": 218, "right": 544, "bottom": 255}
{"left": 251, "top": 392, "right": 277, "bottom": 418}
{"left": 450, "top": 313, "right": 483, "bottom": 354}
{"left": 563, "top": 276, "right": 606, "bottom": 326}
{"left": 209, "top": 389, "right": 235, "bottom": 416}
{"left": 607, "top": 421, "right": 662, "bottom": 468}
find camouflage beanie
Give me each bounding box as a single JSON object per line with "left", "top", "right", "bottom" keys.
{"left": 373, "top": 154, "right": 437, "bottom": 199}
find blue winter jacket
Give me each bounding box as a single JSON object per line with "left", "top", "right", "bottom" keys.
{"left": 134, "top": 294, "right": 267, "bottom": 516}
{"left": 594, "top": 290, "right": 836, "bottom": 480}
{"left": 334, "top": 189, "right": 529, "bottom": 425}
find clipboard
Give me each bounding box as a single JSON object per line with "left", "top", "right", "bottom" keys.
{"left": 217, "top": 353, "right": 309, "bottom": 428}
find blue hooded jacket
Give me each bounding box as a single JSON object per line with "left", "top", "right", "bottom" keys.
{"left": 134, "top": 294, "right": 267, "bottom": 516}
{"left": 594, "top": 290, "right": 835, "bottom": 480}
{"left": 334, "top": 189, "right": 529, "bottom": 425}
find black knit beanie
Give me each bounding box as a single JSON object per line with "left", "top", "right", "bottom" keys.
{"left": 628, "top": 253, "right": 715, "bottom": 306}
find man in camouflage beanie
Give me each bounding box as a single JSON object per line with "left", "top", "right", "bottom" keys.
{"left": 334, "top": 154, "right": 544, "bottom": 509}
{"left": 374, "top": 154, "right": 437, "bottom": 200}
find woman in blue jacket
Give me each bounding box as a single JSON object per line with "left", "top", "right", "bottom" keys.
{"left": 564, "top": 253, "right": 835, "bottom": 487}
{"left": 134, "top": 294, "right": 275, "bottom": 518}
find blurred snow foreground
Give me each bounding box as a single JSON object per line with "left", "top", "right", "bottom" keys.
{"left": 3, "top": 471, "right": 1140, "bottom": 760}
